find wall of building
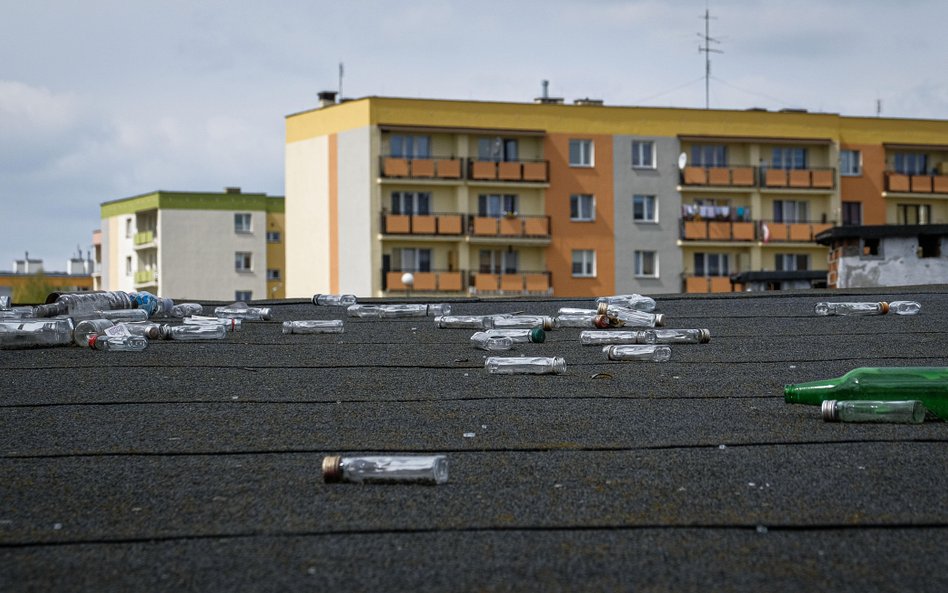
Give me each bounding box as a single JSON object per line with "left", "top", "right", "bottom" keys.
{"left": 265, "top": 210, "right": 286, "bottom": 299}
{"left": 285, "top": 135, "right": 331, "bottom": 297}
{"left": 836, "top": 236, "right": 948, "bottom": 287}
{"left": 337, "top": 126, "right": 374, "bottom": 297}
{"left": 840, "top": 144, "right": 886, "bottom": 224}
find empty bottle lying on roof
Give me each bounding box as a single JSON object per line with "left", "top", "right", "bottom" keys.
{"left": 0, "top": 306, "right": 35, "bottom": 319}
{"left": 322, "top": 454, "right": 448, "bottom": 484}
{"left": 470, "top": 332, "right": 515, "bottom": 351}
{"left": 312, "top": 294, "right": 357, "bottom": 307}
{"left": 0, "top": 318, "right": 75, "bottom": 349}
{"left": 784, "top": 367, "right": 948, "bottom": 420}
{"left": 485, "top": 356, "right": 566, "bottom": 375}
{"left": 888, "top": 300, "right": 921, "bottom": 315}
{"left": 814, "top": 302, "right": 888, "bottom": 316}
{"left": 87, "top": 334, "right": 148, "bottom": 351}
{"left": 214, "top": 302, "right": 272, "bottom": 320}
{"left": 108, "top": 322, "right": 161, "bottom": 339}
{"left": 597, "top": 303, "right": 664, "bottom": 327}
{"left": 596, "top": 294, "right": 657, "bottom": 312}
{"left": 34, "top": 290, "right": 135, "bottom": 318}
{"left": 170, "top": 303, "right": 203, "bottom": 318}
{"left": 282, "top": 320, "right": 344, "bottom": 334}
{"left": 183, "top": 315, "right": 242, "bottom": 331}
{"left": 72, "top": 308, "right": 150, "bottom": 323}
{"left": 0, "top": 295, "right": 10, "bottom": 309}
{"left": 603, "top": 344, "right": 672, "bottom": 362}
{"left": 553, "top": 312, "right": 603, "bottom": 328}
{"left": 490, "top": 315, "right": 554, "bottom": 330}
{"left": 158, "top": 324, "right": 227, "bottom": 340}
{"left": 822, "top": 400, "right": 927, "bottom": 424}
{"left": 434, "top": 315, "right": 495, "bottom": 329}
{"left": 650, "top": 329, "right": 711, "bottom": 344}
{"left": 483, "top": 327, "right": 546, "bottom": 343}
{"left": 580, "top": 330, "right": 651, "bottom": 346}
{"left": 346, "top": 303, "right": 451, "bottom": 318}
{"left": 73, "top": 319, "right": 114, "bottom": 347}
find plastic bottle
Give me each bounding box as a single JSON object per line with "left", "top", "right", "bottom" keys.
{"left": 603, "top": 344, "right": 672, "bottom": 362}
{"left": 34, "top": 291, "right": 134, "bottom": 318}
{"left": 482, "top": 328, "right": 546, "bottom": 344}
{"left": 214, "top": 302, "right": 272, "bottom": 321}
{"left": 73, "top": 319, "right": 115, "bottom": 347}
{"left": 596, "top": 294, "right": 657, "bottom": 312}
{"left": 158, "top": 324, "right": 227, "bottom": 340}
{"left": 0, "top": 318, "right": 75, "bottom": 349}
{"left": 434, "top": 315, "right": 495, "bottom": 329}
{"left": 72, "top": 309, "right": 150, "bottom": 322}
{"left": 282, "top": 320, "right": 345, "bottom": 334}
{"left": 183, "top": 316, "right": 242, "bottom": 332}
{"left": 814, "top": 302, "right": 887, "bottom": 316}
{"left": 170, "top": 303, "right": 203, "bottom": 318}
{"left": 822, "top": 400, "right": 927, "bottom": 424}
{"left": 553, "top": 312, "right": 600, "bottom": 328}
{"left": 784, "top": 367, "right": 948, "bottom": 419}
{"left": 470, "top": 332, "right": 515, "bottom": 351}
{"left": 88, "top": 335, "right": 148, "bottom": 351}
{"left": 485, "top": 356, "right": 566, "bottom": 375}
{"left": 312, "top": 294, "right": 357, "bottom": 307}
{"left": 346, "top": 304, "right": 451, "bottom": 318}
{"left": 597, "top": 303, "right": 664, "bottom": 327}
{"left": 579, "top": 330, "right": 650, "bottom": 346}
{"left": 650, "top": 329, "right": 711, "bottom": 344}
{"left": 490, "top": 315, "right": 554, "bottom": 331}
{"left": 888, "top": 301, "right": 921, "bottom": 315}
{"left": 322, "top": 454, "right": 448, "bottom": 484}
{"left": 128, "top": 291, "right": 160, "bottom": 317}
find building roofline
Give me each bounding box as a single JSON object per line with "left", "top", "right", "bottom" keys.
{"left": 815, "top": 224, "right": 948, "bottom": 244}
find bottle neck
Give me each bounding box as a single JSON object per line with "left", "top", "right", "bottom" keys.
{"left": 784, "top": 381, "right": 840, "bottom": 404}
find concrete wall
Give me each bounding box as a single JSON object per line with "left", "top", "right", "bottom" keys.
{"left": 102, "top": 214, "right": 137, "bottom": 293}
{"left": 336, "top": 126, "right": 374, "bottom": 297}
{"left": 837, "top": 236, "right": 948, "bottom": 287}
{"left": 285, "top": 135, "right": 330, "bottom": 297}
{"left": 612, "top": 135, "right": 682, "bottom": 294}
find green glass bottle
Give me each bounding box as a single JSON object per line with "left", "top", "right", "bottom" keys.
{"left": 784, "top": 367, "right": 948, "bottom": 420}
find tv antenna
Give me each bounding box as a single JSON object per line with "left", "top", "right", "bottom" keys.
{"left": 698, "top": 4, "right": 723, "bottom": 109}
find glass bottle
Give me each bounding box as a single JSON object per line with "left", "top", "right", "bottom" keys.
{"left": 485, "top": 356, "right": 566, "bottom": 375}
{"left": 596, "top": 294, "right": 657, "bottom": 312}
{"left": 784, "top": 367, "right": 948, "bottom": 419}
{"left": 88, "top": 335, "right": 148, "bottom": 351}
{"left": 170, "top": 303, "right": 204, "bottom": 318}
{"left": 34, "top": 291, "right": 134, "bottom": 318}
{"left": 470, "top": 332, "right": 515, "bottom": 351}
{"left": 553, "top": 313, "right": 600, "bottom": 328}
{"left": 282, "top": 320, "right": 345, "bottom": 334}
{"left": 322, "top": 454, "right": 448, "bottom": 484}
{"left": 0, "top": 318, "right": 75, "bottom": 349}
{"left": 346, "top": 303, "right": 451, "bottom": 318}
{"left": 214, "top": 302, "right": 272, "bottom": 321}
{"left": 814, "top": 302, "right": 887, "bottom": 316}
{"left": 312, "top": 294, "right": 357, "bottom": 307}
{"left": 434, "top": 315, "right": 495, "bottom": 329}
{"left": 603, "top": 344, "right": 672, "bottom": 362}
{"left": 822, "top": 400, "right": 927, "bottom": 424}
{"left": 0, "top": 306, "right": 36, "bottom": 320}
{"left": 650, "top": 328, "right": 711, "bottom": 344}
{"left": 482, "top": 327, "right": 546, "bottom": 343}
{"left": 183, "top": 315, "right": 242, "bottom": 332}
{"left": 579, "top": 330, "right": 650, "bottom": 346}
{"left": 888, "top": 301, "right": 921, "bottom": 315}
{"left": 73, "top": 319, "right": 115, "bottom": 347}
{"left": 73, "top": 309, "right": 150, "bottom": 322}
{"left": 597, "top": 303, "right": 664, "bottom": 327}
{"left": 0, "top": 295, "right": 9, "bottom": 309}
{"left": 159, "top": 324, "right": 227, "bottom": 340}
{"left": 109, "top": 322, "right": 161, "bottom": 340}
{"left": 490, "top": 315, "right": 554, "bottom": 331}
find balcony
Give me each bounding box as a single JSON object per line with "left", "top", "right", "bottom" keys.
{"left": 680, "top": 165, "right": 757, "bottom": 188}
{"left": 134, "top": 231, "right": 156, "bottom": 246}
{"left": 680, "top": 219, "right": 756, "bottom": 241}
{"left": 379, "top": 156, "right": 549, "bottom": 183}
{"left": 382, "top": 213, "right": 464, "bottom": 236}
{"left": 683, "top": 275, "right": 738, "bottom": 293}
{"left": 384, "top": 269, "right": 465, "bottom": 292}
{"left": 381, "top": 156, "right": 463, "bottom": 180}
{"left": 885, "top": 171, "right": 948, "bottom": 194}
{"left": 381, "top": 213, "right": 551, "bottom": 241}
{"left": 134, "top": 270, "right": 156, "bottom": 285}
{"left": 468, "top": 159, "right": 549, "bottom": 183}
{"left": 760, "top": 167, "right": 835, "bottom": 190}
{"left": 469, "top": 271, "right": 552, "bottom": 295}
{"left": 760, "top": 220, "right": 833, "bottom": 243}
{"left": 470, "top": 214, "right": 550, "bottom": 239}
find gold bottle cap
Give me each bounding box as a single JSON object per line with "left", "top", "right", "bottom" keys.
{"left": 322, "top": 455, "right": 343, "bottom": 482}
{"left": 880, "top": 302, "right": 890, "bottom": 314}
{"left": 597, "top": 302, "right": 609, "bottom": 315}
{"left": 698, "top": 329, "right": 711, "bottom": 343}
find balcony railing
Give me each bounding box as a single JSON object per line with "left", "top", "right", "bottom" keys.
{"left": 381, "top": 213, "right": 551, "bottom": 239}
{"left": 680, "top": 166, "right": 836, "bottom": 190}
{"left": 134, "top": 270, "right": 156, "bottom": 284}
{"left": 759, "top": 220, "right": 833, "bottom": 243}
{"left": 382, "top": 213, "right": 464, "bottom": 235}
{"left": 760, "top": 167, "right": 835, "bottom": 190}
{"left": 134, "top": 231, "right": 155, "bottom": 246}
{"left": 679, "top": 218, "right": 833, "bottom": 243}
{"left": 469, "top": 214, "right": 550, "bottom": 238}
{"left": 681, "top": 165, "right": 757, "bottom": 188}
{"left": 469, "top": 270, "right": 552, "bottom": 295}
{"left": 884, "top": 171, "right": 948, "bottom": 194}
{"left": 683, "top": 275, "right": 738, "bottom": 293}
{"left": 379, "top": 156, "right": 549, "bottom": 183}
{"left": 383, "top": 269, "right": 466, "bottom": 292}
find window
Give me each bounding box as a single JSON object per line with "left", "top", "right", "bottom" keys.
{"left": 633, "top": 195, "right": 657, "bottom": 222}
{"left": 634, "top": 250, "right": 658, "bottom": 277}
{"left": 125, "top": 256, "right": 132, "bottom": 276}
{"left": 842, "top": 202, "right": 862, "bottom": 226}
{"left": 235, "top": 252, "right": 253, "bottom": 271}
{"left": 862, "top": 238, "right": 881, "bottom": 257}
{"left": 840, "top": 150, "right": 862, "bottom": 176}
{"left": 694, "top": 253, "right": 730, "bottom": 277}
{"left": 569, "top": 139, "right": 594, "bottom": 167}
{"left": 235, "top": 290, "right": 252, "bottom": 301}
{"left": 392, "top": 247, "right": 431, "bottom": 272}
{"left": 390, "top": 134, "right": 431, "bottom": 158}
{"left": 391, "top": 191, "right": 432, "bottom": 215}
{"left": 479, "top": 249, "right": 518, "bottom": 274}
{"left": 571, "top": 250, "right": 596, "bottom": 277}
{"left": 234, "top": 213, "right": 252, "bottom": 233}
{"left": 478, "top": 138, "right": 519, "bottom": 162}
{"left": 267, "top": 269, "right": 281, "bottom": 280}
{"left": 776, "top": 254, "right": 809, "bottom": 271}
{"left": 570, "top": 194, "right": 595, "bottom": 221}
{"left": 894, "top": 152, "right": 928, "bottom": 175}
{"left": 918, "top": 235, "right": 941, "bottom": 258}
{"left": 266, "top": 231, "right": 282, "bottom": 243}
{"left": 125, "top": 218, "right": 133, "bottom": 239}
{"left": 691, "top": 144, "right": 728, "bottom": 167}
{"left": 771, "top": 147, "right": 808, "bottom": 170}
{"left": 478, "top": 194, "right": 518, "bottom": 217}
{"left": 897, "top": 204, "right": 931, "bottom": 225}
{"left": 773, "top": 200, "right": 809, "bottom": 223}
{"left": 632, "top": 141, "right": 655, "bottom": 169}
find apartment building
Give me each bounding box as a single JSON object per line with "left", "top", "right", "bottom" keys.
{"left": 96, "top": 188, "right": 285, "bottom": 300}
{"left": 0, "top": 253, "right": 94, "bottom": 302}
{"left": 284, "top": 96, "right": 948, "bottom": 297}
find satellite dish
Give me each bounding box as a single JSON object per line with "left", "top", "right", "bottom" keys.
{"left": 678, "top": 153, "right": 688, "bottom": 170}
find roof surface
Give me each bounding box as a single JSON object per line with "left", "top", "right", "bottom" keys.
{"left": 2, "top": 286, "right": 947, "bottom": 592}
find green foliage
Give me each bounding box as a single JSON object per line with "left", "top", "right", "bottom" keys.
{"left": 13, "top": 272, "right": 56, "bottom": 305}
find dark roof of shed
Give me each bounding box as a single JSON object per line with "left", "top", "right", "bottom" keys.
{"left": 815, "top": 224, "right": 948, "bottom": 244}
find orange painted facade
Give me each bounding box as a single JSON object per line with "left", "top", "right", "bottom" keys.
{"left": 840, "top": 144, "right": 886, "bottom": 224}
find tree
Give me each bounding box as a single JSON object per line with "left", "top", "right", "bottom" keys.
{"left": 13, "top": 272, "right": 56, "bottom": 305}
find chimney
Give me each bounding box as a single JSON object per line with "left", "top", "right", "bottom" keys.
{"left": 534, "top": 80, "right": 564, "bottom": 104}
{"left": 225, "top": 187, "right": 241, "bottom": 194}
{"left": 574, "top": 98, "right": 604, "bottom": 106}
{"left": 318, "top": 91, "right": 338, "bottom": 108}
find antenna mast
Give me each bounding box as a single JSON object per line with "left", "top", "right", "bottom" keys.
{"left": 338, "top": 62, "right": 344, "bottom": 101}
{"left": 698, "top": 5, "right": 722, "bottom": 109}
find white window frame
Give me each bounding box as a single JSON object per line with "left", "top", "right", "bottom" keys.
{"left": 694, "top": 253, "right": 730, "bottom": 277}
{"left": 266, "top": 231, "right": 281, "bottom": 243}
{"left": 571, "top": 249, "right": 596, "bottom": 278}
{"left": 235, "top": 252, "right": 253, "bottom": 272}
{"left": 633, "top": 195, "right": 658, "bottom": 223}
{"left": 569, "top": 194, "right": 595, "bottom": 221}
{"left": 634, "top": 250, "right": 658, "bottom": 278}
{"left": 631, "top": 140, "right": 656, "bottom": 169}
{"left": 775, "top": 253, "right": 810, "bottom": 271}
{"left": 393, "top": 247, "right": 432, "bottom": 272}
{"left": 235, "top": 290, "right": 252, "bottom": 301}
{"left": 266, "top": 268, "right": 281, "bottom": 280}
{"left": 840, "top": 150, "right": 862, "bottom": 177}
{"left": 234, "top": 213, "right": 252, "bottom": 233}
{"left": 569, "top": 139, "right": 594, "bottom": 167}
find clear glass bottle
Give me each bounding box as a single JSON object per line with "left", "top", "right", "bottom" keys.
{"left": 346, "top": 303, "right": 451, "bottom": 318}
{"left": 579, "top": 330, "right": 650, "bottom": 346}
{"left": 814, "top": 302, "right": 888, "bottom": 316}
{"left": 650, "top": 328, "right": 711, "bottom": 344}
{"left": 88, "top": 335, "right": 148, "bottom": 351}
{"left": 0, "top": 295, "right": 10, "bottom": 309}
{"left": 0, "top": 306, "right": 35, "bottom": 320}
{"left": 34, "top": 291, "right": 134, "bottom": 318}
{"left": 597, "top": 303, "right": 664, "bottom": 327}
{"left": 0, "top": 318, "right": 75, "bottom": 349}
{"left": 784, "top": 367, "right": 948, "bottom": 419}
{"left": 170, "top": 303, "right": 204, "bottom": 318}
{"left": 485, "top": 356, "right": 566, "bottom": 375}
{"left": 282, "top": 320, "right": 345, "bottom": 334}
{"left": 603, "top": 344, "right": 672, "bottom": 362}
{"left": 322, "top": 455, "right": 448, "bottom": 484}
{"left": 553, "top": 313, "right": 600, "bottom": 328}
{"left": 888, "top": 300, "right": 921, "bottom": 315}
{"left": 482, "top": 327, "right": 546, "bottom": 343}
{"left": 74, "top": 308, "right": 150, "bottom": 322}
{"left": 596, "top": 294, "right": 657, "bottom": 312}
{"left": 434, "top": 315, "right": 495, "bottom": 329}
{"left": 214, "top": 302, "right": 272, "bottom": 321}
{"left": 470, "top": 332, "right": 515, "bottom": 351}
{"left": 183, "top": 315, "right": 242, "bottom": 332}
{"left": 73, "top": 319, "right": 115, "bottom": 347}
{"left": 556, "top": 307, "right": 597, "bottom": 316}
{"left": 312, "top": 294, "right": 358, "bottom": 307}
{"left": 490, "top": 315, "right": 554, "bottom": 331}
{"left": 109, "top": 322, "right": 161, "bottom": 340}
{"left": 159, "top": 324, "right": 227, "bottom": 340}
{"left": 822, "top": 400, "right": 927, "bottom": 423}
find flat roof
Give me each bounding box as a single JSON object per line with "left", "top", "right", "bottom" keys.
{"left": 816, "top": 224, "right": 948, "bottom": 244}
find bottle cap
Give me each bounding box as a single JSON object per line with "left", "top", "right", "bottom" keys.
{"left": 880, "top": 302, "right": 889, "bottom": 314}
{"left": 322, "top": 455, "right": 343, "bottom": 482}
{"left": 529, "top": 327, "right": 546, "bottom": 343}
{"left": 597, "top": 302, "right": 609, "bottom": 315}
{"left": 698, "top": 329, "right": 711, "bottom": 343}
{"left": 312, "top": 294, "right": 322, "bottom": 306}
{"left": 88, "top": 335, "right": 98, "bottom": 349}
{"left": 542, "top": 316, "right": 554, "bottom": 331}
{"left": 821, "top": 400, "right": 840, "bottom": 422}
{"left": 654, "top": 313, "right": 665, "bottom": 327}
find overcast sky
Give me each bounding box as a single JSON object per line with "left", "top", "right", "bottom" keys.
{"left": 2, "top": 0, "right": 947, "bottom": 270}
